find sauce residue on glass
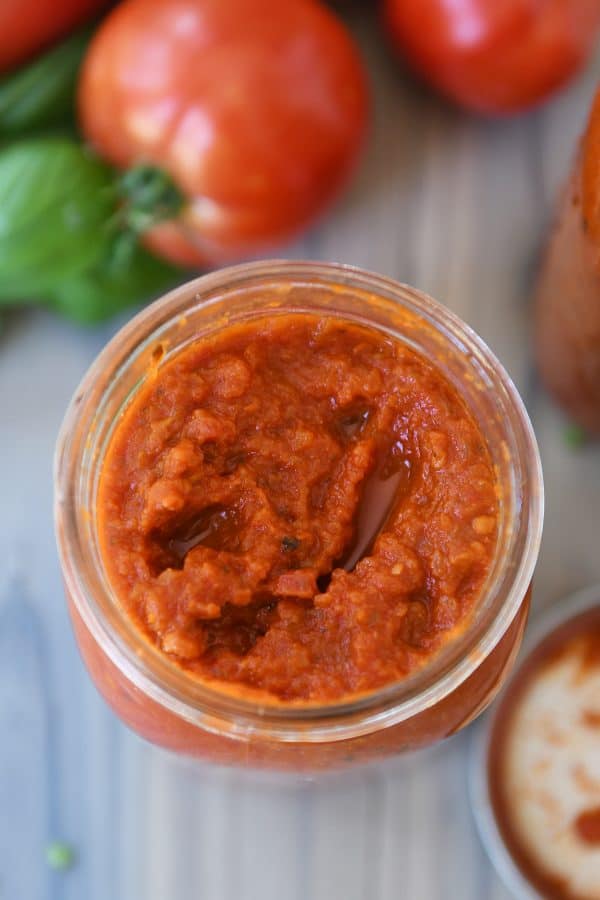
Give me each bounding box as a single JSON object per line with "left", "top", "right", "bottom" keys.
{"left": 489, "top": 607, "right": 600, "bottom": 900}
{"left": 574, "top": 806, "right": 600, "bottom": 846}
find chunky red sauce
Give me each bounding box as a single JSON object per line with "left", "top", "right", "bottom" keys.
{"left": 98, "top": 314, "right": 498, "bottom": 702}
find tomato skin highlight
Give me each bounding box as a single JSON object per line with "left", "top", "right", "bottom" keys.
{"left": 0, "top": 0, "right": 109, "bottom": 74}
{"left": 383, "top": 0, "right": 600, "bottom": 114}
{"left": 78, "top": 0, "right": 369, "bottom": 265}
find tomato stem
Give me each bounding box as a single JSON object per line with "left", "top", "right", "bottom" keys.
{"left": 118, "top": 164, "right": 184, "bottom": 233}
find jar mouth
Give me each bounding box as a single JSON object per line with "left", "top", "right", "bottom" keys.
{"left": 54, "top": 260, "right": 544, "bottom": 742}
{"left": 469, "top": 585, "right": 600, "bottom": 900}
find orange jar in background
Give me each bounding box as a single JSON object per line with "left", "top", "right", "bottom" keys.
{"left": 535, "top": 86, "right": 600, "bottom": 434}
{"left": 54, "top": 262, "right": 543, "bottom": 771}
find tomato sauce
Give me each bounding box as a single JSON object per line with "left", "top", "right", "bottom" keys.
{"left": 98, "top": 314, "right": 498, "bottom": 703}
{"left": 535, "top": 87, "right": 600, "bottom": 434}
{"left": 574, "top": 807, "right": 600, "bottom": 846}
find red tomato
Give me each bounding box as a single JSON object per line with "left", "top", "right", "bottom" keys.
{"left": 383, "top": 0, "right": 600, "bottom": 114}
{"left": 79, "top": 0, "right": 369, "bottom": 266}
{"left": 0, "top": 0, "right": 110, "bottom": 74}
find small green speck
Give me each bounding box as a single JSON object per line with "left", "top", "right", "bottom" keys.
{"left": 45, "top": 841, "right": 75, "bottom": 871}
{"left": 564, "top": 424, "right": 587, "bottom": 449}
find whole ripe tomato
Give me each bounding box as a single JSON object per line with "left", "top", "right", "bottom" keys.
{"left": 79, "top": 0, "right": 369, "bottom": 266}
{"left": 383, "top": 0, "right": 600, "bottom": 114}
{"left": 0, "top": 0, "right": 110, "bottom": 74}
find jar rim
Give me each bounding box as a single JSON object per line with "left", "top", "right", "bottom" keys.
{"left": 54, "top": 260, "right": 544, "bottom": 743}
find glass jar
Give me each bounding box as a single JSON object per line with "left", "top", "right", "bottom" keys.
{"left": 54, "top": 261, "right": 543, "bottom": 771}
{"left": 470, "top": 586, "right": 600, "bottom": 900}
{"left": 535, "top": 86, "right": 600, "bottom": 434}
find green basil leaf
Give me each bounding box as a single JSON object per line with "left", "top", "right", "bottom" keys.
{"left": 0, "top": 29, "right": 90, "bottom": 136}
{"left": 47, "top": 241, "right": 182, "bottom": 324}
{"left": 0, "top": 137, "right": 117, "bottom": 299}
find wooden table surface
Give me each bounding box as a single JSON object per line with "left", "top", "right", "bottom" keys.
{"left": 2, "top": 13, "right": 600, "bottom": 900}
